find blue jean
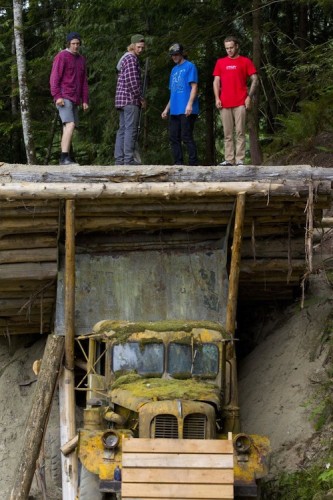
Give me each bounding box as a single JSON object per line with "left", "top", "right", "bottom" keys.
{"left": 169, "top": 114, "right": 198, "bottom": 166}
{"left": 114, "top": 104, "right": 140, "bottom": 165}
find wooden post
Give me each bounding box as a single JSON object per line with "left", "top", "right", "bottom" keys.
{"left": 9, "top": 334, "right": 64, "bottom": 500}
{"left": 65, "top": 199, "right": 75, "bottom": 371}
{"left": 224, "top": 193, "right": 246, "bottom": 433}
{"left": 59, "top": 199, "right": 78, "bottom": 499}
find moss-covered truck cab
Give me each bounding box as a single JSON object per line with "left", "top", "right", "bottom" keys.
{"left": 78, "top": 320, "right": 269, "bottom": 498}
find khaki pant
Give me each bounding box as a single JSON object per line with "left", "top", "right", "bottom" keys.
{"left": 220, "top": 106, "right": 246, "bottom": 163}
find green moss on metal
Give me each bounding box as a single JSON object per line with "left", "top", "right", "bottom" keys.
{"left": 94, "top": 320, "right": 227, "bottom": 344}
{"left": 111, "top": 376, "right": 219, "bottom": 401}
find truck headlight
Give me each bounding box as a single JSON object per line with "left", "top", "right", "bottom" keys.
{"left": 234, "top": 433, "right": 251, "bottom": 454}
{"left": 102, "top": 430, "right": 120, "bottom": 450}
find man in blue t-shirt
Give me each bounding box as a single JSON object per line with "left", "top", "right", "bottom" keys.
{"left": 161, "top": 43, "right": 199, "bottom": 165}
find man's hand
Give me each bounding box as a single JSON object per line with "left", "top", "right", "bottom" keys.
{"left": 141, "top": 98, "right": 146, "bottom": 109}
{"left": 56, "top": 98, "right": 64, "bottom": 106}
{"left": 161, "top": 108, "right": 168, "bottom": 119}
{"left": 185, "top": 103, "right": 193, "bottom": 116}
{"left": 215, "top": 98, "right": 222, "bottom": 109}
{"left": 245, "top": 96, "right": 252, "bottom": 110}
{"left": 83, "top": 103, "right": 89, "bottom": 111}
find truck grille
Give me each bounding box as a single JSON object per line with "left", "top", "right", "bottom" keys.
{"left": 153, "top": 414, "right": 179, "bottom": 438}
{"left": 183, "top": 413, "right": 207, "bottom": 439}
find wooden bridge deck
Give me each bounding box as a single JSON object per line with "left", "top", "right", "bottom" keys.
{"left": 0, "top": 163, "right": 331, "bottom": 336}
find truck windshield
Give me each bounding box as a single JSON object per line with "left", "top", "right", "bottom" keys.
{"left": 112, "top": 342, "right": 164, "bottom": 376}
{"left": 168, "top": 343, "right": 219, "bottom": 377}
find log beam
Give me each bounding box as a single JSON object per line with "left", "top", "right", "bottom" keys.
{"left": 9, "top": 334, "right": 64, "bottom": 500}
{"left": 0, "top": 180, "right": 330, "bottom": 200}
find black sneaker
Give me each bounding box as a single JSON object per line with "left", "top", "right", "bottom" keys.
{"left": 60, "top": 157, "right": 79, "bottom": 166}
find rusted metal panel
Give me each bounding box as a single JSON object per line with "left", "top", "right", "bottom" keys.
{"left": 55, "top": 242, "right": 228, "bottom": 335}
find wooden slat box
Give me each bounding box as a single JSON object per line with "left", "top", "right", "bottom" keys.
{"left": 122, "top": 436, "right": 234, "bottom": 499}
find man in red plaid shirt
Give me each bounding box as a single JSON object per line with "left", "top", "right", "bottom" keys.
{"left": 114, "top": 34, "right": 145, "bottom": 165}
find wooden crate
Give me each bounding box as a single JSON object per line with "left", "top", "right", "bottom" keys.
{"left": 122, "top": 436, "right": 234, "bottom": 499}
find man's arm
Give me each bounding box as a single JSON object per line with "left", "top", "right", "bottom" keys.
{"left": 50, "top": 53, "right": 64, "bottom": 104}
{"left": 124, "top": 57, "right": 142, "bottom": 100}
{"left": 245, "top": 73, "right": 259, "bottom": 110}
{"left": 185, "top": 82, "right": 198, "bottom": 116}
{"left": 161, "top": 100, "right": 170, "bottom": 119}
{"left": 213, "top": 76, "right": 222, "bottom": 109}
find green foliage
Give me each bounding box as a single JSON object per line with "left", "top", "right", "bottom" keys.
{"left": 1, "top": 0, "right": 333, "bottom": 164}
{"left": 262, "top": 463, "right": 333, "bottom": 499}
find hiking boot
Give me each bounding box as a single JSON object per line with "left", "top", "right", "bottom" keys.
{"left": 60, "top": 157, "right": 79, "bottom": 166}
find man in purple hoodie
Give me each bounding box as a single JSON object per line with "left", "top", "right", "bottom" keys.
{"left": 50, "top": 32, "right": 89, "bottom": 165}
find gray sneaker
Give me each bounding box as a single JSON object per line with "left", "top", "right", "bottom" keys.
{"left": 235, "top": 160, "right": 244, "bottom": 166}
{"left": 218, "top": 160, "right": 233, "bottom": 166}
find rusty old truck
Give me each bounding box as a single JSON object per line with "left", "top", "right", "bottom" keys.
{"left": 76, "top": 319, "right": 270, "bottom": 499}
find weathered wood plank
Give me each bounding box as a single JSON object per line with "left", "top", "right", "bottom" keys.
{"left": 122, "top": 468, "right": 234, "bottom": 484}
{"left": 122, "top": 438, "right": 233, "bottom": 454}
{"left": 122, "top": 483, "right": 234, "bottom": 499}
{"left": 122, "top": 453, "right": 234, "bottom": 468}
{"left": 0, "top": 248, "right": 57, "bottom": 264}
{"left": 0, "top": 234, "right": 57, "bottom": 250}
{"left": 0, "top": 262, "right": 57, "bottom": 280}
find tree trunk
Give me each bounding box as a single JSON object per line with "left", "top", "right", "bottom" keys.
{"left": 9, "top": 334, "right": 64, "bottom": 500}
{"left": 248, "top": 0, "right": 262, "bottom": 165}
{"left": 12, "top": 0, "right": 36, "bottom": 164}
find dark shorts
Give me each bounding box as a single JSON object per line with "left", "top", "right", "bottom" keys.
{"left": 56, "top": 98, "right": 79, "bottom": 124}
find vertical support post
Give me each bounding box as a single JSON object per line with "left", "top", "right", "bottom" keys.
{"left": 59, "top": 199, "right": 78, "bottom": 499}
{"left": 65, "top": 199, "right": 75, "bottom": 371}
{"left": 224, "top": 193, "right": 246, "bottom": 433}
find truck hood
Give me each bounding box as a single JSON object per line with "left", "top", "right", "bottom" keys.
{"left": 110, "top": 376, "right": 221, "bottom": 412}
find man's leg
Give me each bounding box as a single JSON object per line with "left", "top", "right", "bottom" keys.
{"left": 180, "top": 114, "right": 198, "bottom": 166}
{"left": 221, "top": 108, "right": 235, "bottom": 164}
{"left": 61, "top": 122, "right": 75, "bottom": 153}
{"left": 234, "top": 105, "right": 246, "bottom": 164}
{"left": 169, "top": 115, "right": 183, "bottom": 165}
{"left": 57, "top": 99, "right": 78, "bottom": 165}
{"left": 114, "top": 109, "right": 125, "bottom": 165}
{"left": 123, "top": 104, "right": 140, "bottom": 164}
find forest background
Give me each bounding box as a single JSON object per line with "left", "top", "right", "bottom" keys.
{"left": 3, "top": 0, "right": 333, "bottom": 166}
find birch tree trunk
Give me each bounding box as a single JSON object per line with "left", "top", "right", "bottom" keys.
{"left": 12, "top": 0, "right": 36, "bottom": 164}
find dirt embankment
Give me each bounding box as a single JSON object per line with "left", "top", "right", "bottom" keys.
{"left": 239, "top": 272, "right": 333, "bottom": 477}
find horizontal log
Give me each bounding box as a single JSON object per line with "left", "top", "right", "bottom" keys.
{"left": 0, "top": 324, "right": 51, "bottom": 335}
{"left": 0, "top": 180, "right": 330, "bottom": 200}
{"left": 240, "top": 259, "right": 305, "bottom": 273}
{"left": 241, "top": 237, "right": 305, "bottom": 258}
{"left": 0, "top": 248, "right": 57, "bottom": 264}
{"left": 0, "top": 218, "right": 59, "bottom": 232}
{"left": 0, "top": 262, "right": 57, "bottom": 280}
{"left": 0, "top": 234, "right": 57, "bottom": 250}
{"left": 0, "top": 280, "right": 56, "bottom": 294}
{"left": 2, "top": 163, "right": 333, "bottom": 183}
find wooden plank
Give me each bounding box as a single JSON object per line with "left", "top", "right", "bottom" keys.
{"left": 122, "top": 453, "right": 233, "bottom": 469}
{"left": 0, "top": 262, "right": 57, "bottom": 280}
{"left": 122, "top": 483, "right": 234, "bottom": 499}
{"left": 0, "top": 248, "right": 57, "bottom": 264}
{"left": 0, "top": 234, "right": 57, "bottom": 250}
{"left": 122, "top": 438, "right": 233, "bottom": 454}
{"left": 122, "top": 468, "right": 234, "bottom": 484}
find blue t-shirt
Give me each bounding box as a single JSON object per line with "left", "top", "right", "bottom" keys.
{"left": 169, "top": 60, "right": 199, "bottom": 115}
